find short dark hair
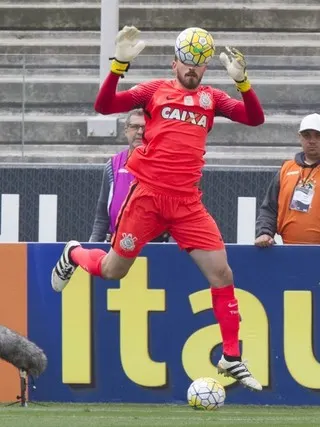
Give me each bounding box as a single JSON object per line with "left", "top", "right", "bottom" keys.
{"left": 125, "top": 109, "right": 144, "bottom": 127}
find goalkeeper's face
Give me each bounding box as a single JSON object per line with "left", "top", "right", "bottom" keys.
{"left": 173, "top": 59, "right": 207, "bottom": 90}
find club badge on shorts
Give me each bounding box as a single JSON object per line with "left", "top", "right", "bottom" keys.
{"left": 119, "top": 233, "right": 137, "bottom": 251}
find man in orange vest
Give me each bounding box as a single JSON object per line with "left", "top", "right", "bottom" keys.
{"left": 255, "top": 113, "right": 320, "bottom": 246}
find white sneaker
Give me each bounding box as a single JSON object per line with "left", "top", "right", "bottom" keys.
{"left": 217, "top": 355, "right": 262, "bottom": 391}
{"left": 51, "top": 240, "right": 80, "bottom": 292}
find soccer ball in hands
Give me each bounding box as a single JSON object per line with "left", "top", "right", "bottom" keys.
{"left": 187, "top": 377, "right": 226, "bottom": 410}
{"left": 175, "top": 27, "right": 215, "bottom": 67}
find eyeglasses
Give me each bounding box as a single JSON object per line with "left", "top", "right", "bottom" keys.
{"left": 127, "top": 124, "right": 145, "bottom": 131}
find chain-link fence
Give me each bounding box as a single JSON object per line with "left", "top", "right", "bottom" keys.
{"left": 202, "top": 166, "right": 278, "bottom": 241}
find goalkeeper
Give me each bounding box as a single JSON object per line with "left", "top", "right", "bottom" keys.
{"left": 52, "top": 26, "right": 265, "bottom": 391}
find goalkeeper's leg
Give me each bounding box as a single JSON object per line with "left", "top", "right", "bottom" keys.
{"left": 51, "top": 183, "right": 166, "bottom": 291}
{"left": 51, "top": 241, "right": 136, "bottom": 292}
{"left": 170, "top": 199, "right": 262, "bottom": 391}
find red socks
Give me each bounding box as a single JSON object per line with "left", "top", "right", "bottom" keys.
{"left": 69, "top": 249, "right": 239, "bottom": 357}
{"left": 211, "top": 285, "right": 240, "bottom": 357}
{"left": 70, "top": 247, "right": 106, "bottom": 277}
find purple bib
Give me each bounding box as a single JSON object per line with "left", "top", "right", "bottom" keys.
{"left": 108, "top": 149, "right": 135, "bottom": 233}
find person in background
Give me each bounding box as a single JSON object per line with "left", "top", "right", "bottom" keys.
{"left": 90, "top": 108, "right": 169, "bottom": 243}
{"left": 255, "top": 113, "right": 320, "bottom": 246}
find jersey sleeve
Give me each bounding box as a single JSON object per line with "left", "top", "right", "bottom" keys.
{"left": 129, "top": 80, "right": 165, "bottom": 108}
{"left": 94, "top": 72, "right": 164, "bottom": 114}
{"left": 213, "top": 87, "right": 265, "bottom": 126}
{"left": 213, "top": 88, "right": 241, "bottom": 118}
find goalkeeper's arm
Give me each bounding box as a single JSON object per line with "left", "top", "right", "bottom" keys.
{"left": 94, "top": 26, "right": 146, "bottom": 114}
{"left": 218, "top": 46, "right": 265, "bottom": 126}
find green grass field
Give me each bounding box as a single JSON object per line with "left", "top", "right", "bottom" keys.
{"left": 0, "top": 404, "right": 319, "bottom": 427}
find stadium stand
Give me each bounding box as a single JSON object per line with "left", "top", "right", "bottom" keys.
{"left": 0, "top": 0, "right": 319, "bottom": 164}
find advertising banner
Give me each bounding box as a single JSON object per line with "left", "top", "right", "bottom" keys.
{"left": 18, "top": 243, "right": 320, "bottom": 405}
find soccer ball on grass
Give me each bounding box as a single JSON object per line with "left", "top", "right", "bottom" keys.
{"left": 175, "top": 27, "right": 215, "bottom": 67}
{"left": 187, "top": 377, "right": 226, "bottom": 410}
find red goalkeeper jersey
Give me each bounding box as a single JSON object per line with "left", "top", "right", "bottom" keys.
{"left": 94, "top": 74, "right": 264, "bottom": 194}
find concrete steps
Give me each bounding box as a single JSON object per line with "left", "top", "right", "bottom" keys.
{"left": 0, "top": 3, "right": 319, "bottom": 31}
{"left": 0, "top": 114, "right": 305, "bottom": 146}
{"left": 0, "top": 143, "right": 300, "bottom": 167}
{"left": 0, "top": 31, "right": 99, "bottom": 55}
{"left": 1, "top": 0, "right": 99, "bottom": 3}
{"left": 0, "top": 53, "right": 318, "bottom": 73}
{"left": 0, "top": 31, "right": 320, "bottom": 59}
{"left": 125, "top": 0, "right": 320, "bottom": 4}
{"left": 3, "top": 0, "right": 319, "bottom": 3}
{"left": 0, "top": 0, "right": 318, "bottom": 165}
{"left": 0, "top": 67, "right": 320, "bottom": 117}
{"left": 0, "top": 144, "right": 126, "bottom": 164}
{"left": 119, "top": 4, "right": 320, "bottom": 32}
{"left": 0, "top": 79, "right": 318, "bottom": 116}
{"left": 204, "top": 146, "right": 301, "bottom": 166}
{"left": 1, "top": 68, "right": 319, "bottom": 78}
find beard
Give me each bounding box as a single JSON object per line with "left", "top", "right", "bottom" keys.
{"left": 176, "top": 70, "right": 202, "bottom": 90}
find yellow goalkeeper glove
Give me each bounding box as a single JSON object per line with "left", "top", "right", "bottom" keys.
{"left": 110, "top": 26, "right": 146, "bottom": 77}
{"left": 219, "top": 47, "right": 251, "bottom": 92}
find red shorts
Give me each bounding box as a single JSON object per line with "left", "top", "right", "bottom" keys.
{"left": 111, "top": 182, "right": 225, "bottom": 258}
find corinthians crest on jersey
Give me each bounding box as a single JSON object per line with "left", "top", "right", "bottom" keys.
{"left": 198, "top": 91, "right": 213, "bottom": 109}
